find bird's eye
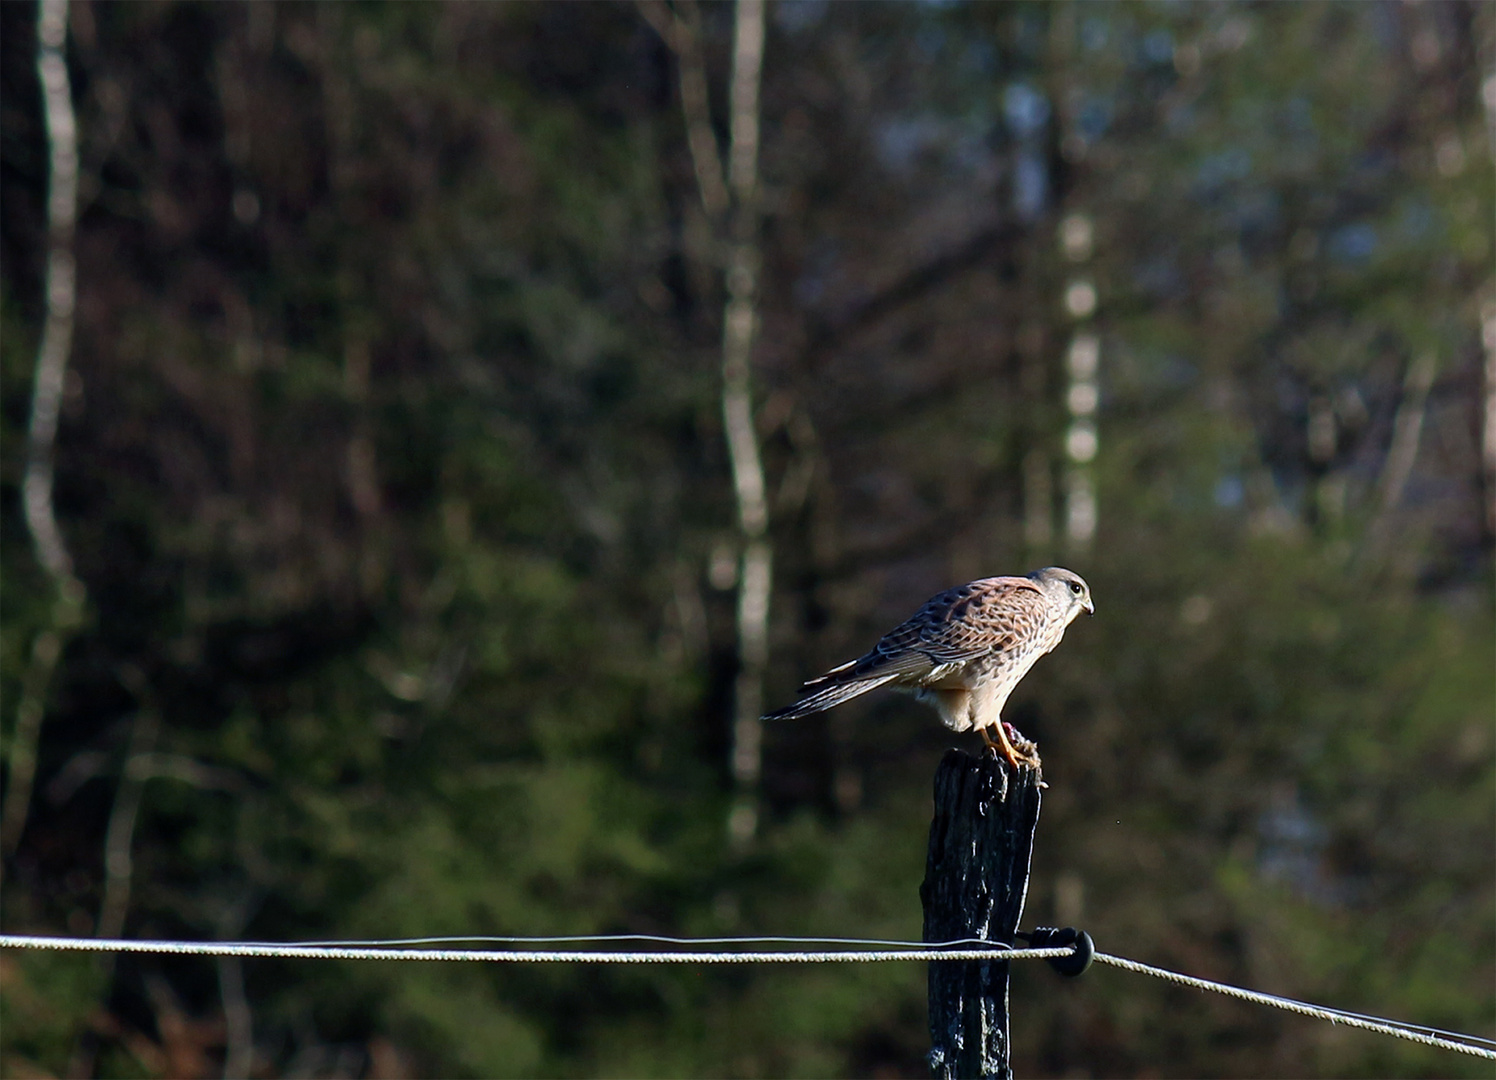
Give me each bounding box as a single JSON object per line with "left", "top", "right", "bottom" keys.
{"left": 1068, "top": 582, "right": 1083, "bottom": 595}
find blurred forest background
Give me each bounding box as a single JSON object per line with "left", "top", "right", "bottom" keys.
{"left": 2, "top": 1, "right": 1493, "bottom": 1077}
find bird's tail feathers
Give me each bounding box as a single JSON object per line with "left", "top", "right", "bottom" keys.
{"left": 761, "top": 671, "right": 901, "bottom": 721}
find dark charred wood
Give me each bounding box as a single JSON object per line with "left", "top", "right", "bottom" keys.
{"left": 921, "top": 749, "right": 1043, "bottom": 1080}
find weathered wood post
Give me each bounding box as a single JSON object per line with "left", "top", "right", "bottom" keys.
{"left": 921, "top": 748, "right": 1043, "bottom": 1080}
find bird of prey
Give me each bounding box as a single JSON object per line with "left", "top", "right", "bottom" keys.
{"left": 763, "top": 567, "right": 1093, "bottom": 769}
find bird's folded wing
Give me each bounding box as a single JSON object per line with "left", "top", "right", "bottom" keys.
{"left": 763, "top": 576, "right": 1050, "bottom": 720}
{"left": 881, "top": 575, "right": 1047, "bottom": 666}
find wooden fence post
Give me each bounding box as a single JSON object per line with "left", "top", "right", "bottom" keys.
{"left": 921, "top": 748, "right": 1043, "bottom": 1080}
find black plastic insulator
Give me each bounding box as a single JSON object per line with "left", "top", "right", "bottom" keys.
{"left": 1023, "top": 925, "right": 1094, "bottom": 977}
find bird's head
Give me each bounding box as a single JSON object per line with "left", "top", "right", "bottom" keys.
{"left": 1029, "top": 566, "right": 1094, "bottom": 621}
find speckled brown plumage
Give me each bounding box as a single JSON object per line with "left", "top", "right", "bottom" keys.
{"left": 763, "top": 567, "right": 1094, "bottom": 768}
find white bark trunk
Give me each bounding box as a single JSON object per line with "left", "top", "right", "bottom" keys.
{"left": 3, "top": 0, "right": 84, "bottom": 864}
{"left": 1483, "top": 69, "right": 1496, "bottom": 535}
{"left": 24, "top": 0, "right": 80, "bottom": 592}
{"left": 639, "top": 0, "right": 770, "bottom": 842}
{"left": 723, "top": 0, "right": 769, "bottom": 844}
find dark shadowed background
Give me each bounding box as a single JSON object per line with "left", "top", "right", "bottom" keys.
{"left": 2, "top": 2, "right": 1492, "bottom": 1077}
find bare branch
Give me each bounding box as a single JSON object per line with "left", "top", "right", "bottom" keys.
{"left": 126, "top": 753, "right": 246, "bottom": 792}
{"left": 97, "top": 706, "right": 159, "bottom": 941}
{"left": 1376, "top": 351, "right": 1438, "bottom": 517}
{"left": 638, "top": 0, "right": 730, "bottom": 220}
{"left": 217, "top": 892, "right": 258, "bottom": 1080}
{"left": 634, "top": 0, "right": 680, "bottom": 50}
{"left": 801, "top": 222, "right": 1019, "bottom": 367}
{"left": 1362, "top": 351, "right": 1439, "bottom": 564}
{"left": 218, "top": 956, "right": 254, "bottom": 1080}
{"left": 98, "top": 728, "right": 247, "bottom": 940}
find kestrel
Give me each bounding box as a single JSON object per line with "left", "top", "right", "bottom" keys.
{"left": 763, "top": 567, "right": 1094, "bottom": 768}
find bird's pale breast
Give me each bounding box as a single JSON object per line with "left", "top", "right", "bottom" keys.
{"left": 946, "top": 592, "right": 1068, "bottom": 716}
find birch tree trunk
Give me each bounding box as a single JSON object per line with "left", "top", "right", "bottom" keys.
{"left": 3, "top": 0, "right": 85, "bottom": 865}
{"left": 637, "top": 0, "right": 770, "bottom": 842}
{"left": 722, "top": 0, "right": 769, "bottom": 844}
{"left": 1048, "top": 10, "right": 1100, "bottom": 555}
{"left": 1482, "top": 69, "right": 1496, "bottom": 539}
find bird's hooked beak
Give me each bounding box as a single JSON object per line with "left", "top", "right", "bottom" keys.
{"left": 1082, "top": 596, "right": 1095, "bottom": 616}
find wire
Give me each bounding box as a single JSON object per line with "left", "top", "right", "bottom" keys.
{"left": 3, "top": 933, "right": 1489, "bottom": 1060}
{"left": 0, "top": 934, "right": 1068, "bottom": 966}
{"left": 1094, "top": 952, "right": 1496, "bottom": 1061}
{"left": 292, "top": 933, "right": 1012, "bottom": 949}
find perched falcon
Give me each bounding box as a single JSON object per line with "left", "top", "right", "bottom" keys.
{"left": 763, "top": 567, "right": 1093, "bottom": 769}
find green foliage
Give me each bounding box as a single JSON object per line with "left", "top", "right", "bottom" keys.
{"left": 0, "top": 952, "right": 107, "bottom": 1076}
{"left": 1, "top": 1, "right": 1490, "bottom": 1077}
